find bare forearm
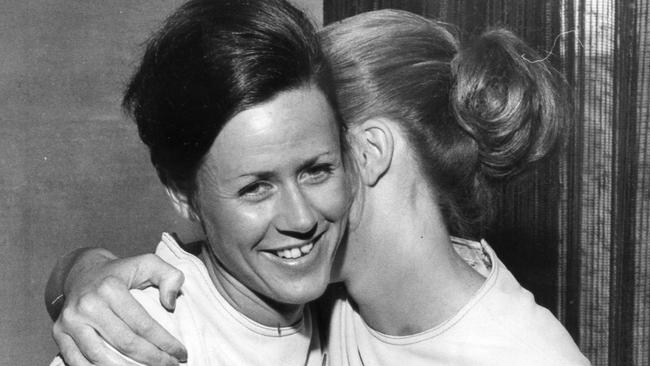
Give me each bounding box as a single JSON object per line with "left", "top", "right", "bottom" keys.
{"left": 45, "top": 247, "right": 118, "bottom": 320}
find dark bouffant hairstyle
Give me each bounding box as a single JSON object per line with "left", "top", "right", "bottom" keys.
{"left": 321, "top": 10, "right": 570, "bottom": 238}
{"left": 123, "top": 0, "right": 339, "bottom": 207}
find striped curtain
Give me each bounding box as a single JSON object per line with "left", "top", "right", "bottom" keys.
{"left": 324, "top": 1, "right": 650, "bottom": 365}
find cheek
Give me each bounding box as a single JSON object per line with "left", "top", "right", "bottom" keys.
{"left": 308, "top": 175, "right": 351, "bottom": 222}
{"left": 200, "top": 200, "right": 273, "bottom": 251}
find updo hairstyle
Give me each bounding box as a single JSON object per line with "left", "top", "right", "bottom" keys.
{"left": 321, "top": 10, "right": 570, "bottom": 237}
{"left": 123, "top": 0, "right": 340, "bottom": 209}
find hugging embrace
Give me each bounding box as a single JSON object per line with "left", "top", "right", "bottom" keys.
{"left": 48, "top": 1, "right": 590, "bottom": 365}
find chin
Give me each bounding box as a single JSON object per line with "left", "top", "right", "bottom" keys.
{"left": 272, "top": 278, "right": 330, "bottom": 305}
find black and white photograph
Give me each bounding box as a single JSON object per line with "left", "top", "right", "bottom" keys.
{"left": 1, "top": 0, "right": 648, "bottom": 365}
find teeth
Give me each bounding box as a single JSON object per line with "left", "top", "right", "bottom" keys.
{"left": 300, "top": 243, "right": 313, "bottom": 254}
{"left": 274, "top": 242, "right": 315, "bottom": 259}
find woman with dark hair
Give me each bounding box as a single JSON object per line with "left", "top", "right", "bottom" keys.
{"left": 50, "top": 0, "right": 351, "bottom": 365}
{"left": 48, "top": 6, "right": 590, "bottom": 366}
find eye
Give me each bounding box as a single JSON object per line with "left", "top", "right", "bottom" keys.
{"left": 238, "top": 181, "right": 274, "bottom": 200}
{"left": 302, "top": 164, "right": 335, "bottom": 184}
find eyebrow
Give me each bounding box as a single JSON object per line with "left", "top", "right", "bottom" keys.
{"left": 236, "top": 151, "right": 334, "bottom": 180}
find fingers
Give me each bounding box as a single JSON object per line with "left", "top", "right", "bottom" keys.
{"left": 96, "top": 287, "right": 185, "bottom": 365}
{"left": 57, "top": 305, "right": 173, "bottom": 366}
{"left": 128, "top": 254, "right": 185, "bottom": 311}
{"left": 71, "top": 325, "right": 144, "bottom": 366}
{"left": 119, "top": 254, "right": 187, "bottom": 361}
{"left": 57, "top": 277, "right": 182, "bottom": 366}
{"left": 55, "top": 299, "right": 136, "bottom": 366}
{"left": 54, "top": 321, "right": 138, "bottom": 366}
{"left": 54, "top": 332, "right": 94, "bottom": 366}
{"left": 53, "top": 253, "right": 187, "bottom": 365}
{"left": 97, "top": 315, "right": 180, "bottom": 366}
{"left": 157, "top": 270, "right": 184, "bottom": 311}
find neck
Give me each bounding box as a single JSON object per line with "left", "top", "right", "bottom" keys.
{"left": 342, "top": 177, "right": 484, "bottom": 336}
{"left": 199, "top": 246, "right": 304, "bottom": 327}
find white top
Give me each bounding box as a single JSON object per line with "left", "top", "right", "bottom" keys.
{"left": 52, "top": 233, "right": 324, "bottom": 366}
{"left": 50, "top": 236, "right": 590, "bottom": 366}
{"left": 325, "top": 238, "right": 591, "bottom": 366}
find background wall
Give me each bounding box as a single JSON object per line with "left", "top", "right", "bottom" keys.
{"left": 0, "top": 1, "right": 322, "bottom": 365}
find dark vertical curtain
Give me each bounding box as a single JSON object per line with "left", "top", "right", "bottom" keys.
{"left": 324, "top": 1, "right": 650, "bottom": 365}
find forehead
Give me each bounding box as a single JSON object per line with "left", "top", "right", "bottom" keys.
{"left": 206, "top": 86, "right": 340, "bottom": 175}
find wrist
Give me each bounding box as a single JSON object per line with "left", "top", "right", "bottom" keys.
{"left": 45, "top": 247, "right": 117, "bottom": 320}
{"left": 62, "top": 248, "right": 117, "bottom": 295}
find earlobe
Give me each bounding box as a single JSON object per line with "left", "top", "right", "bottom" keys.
{"left": 165, "top": 188, "right": 199, "bottom": 221}
{"left": 350, "top": 119, "right": 394, "bottom": 186}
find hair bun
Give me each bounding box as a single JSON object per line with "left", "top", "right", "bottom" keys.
{"left": 451, "top": 28, "right": 569, "bottom": 180}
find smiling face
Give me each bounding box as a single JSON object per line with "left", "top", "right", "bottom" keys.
{"left": 190, "top": 85, "right": 350, "bottom": 307}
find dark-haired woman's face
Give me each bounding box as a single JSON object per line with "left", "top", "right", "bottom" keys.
{"left": 195, "top": 86, "right": 349, "bottom": 305}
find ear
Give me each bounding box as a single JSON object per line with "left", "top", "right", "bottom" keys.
{"left": 165, "top": 188, "right": 199, "bottom": 222}
{"left": 350, "top": 118, "right": 394, "bottom": 186}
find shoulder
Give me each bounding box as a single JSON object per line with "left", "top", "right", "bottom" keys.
{"left": 126, "top": 233, "right": 208, "bottom": 341}
{"left": 472, "top": 242, "right": 590, "bottom": 365}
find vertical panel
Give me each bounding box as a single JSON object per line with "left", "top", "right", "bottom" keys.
{"left": 578, "top": 1, "right": 615, "bottom": 363}
{"left": 558, "top": 0, "right": 584, "bottom": 343}
{"left": 609, "top": 0, "right": 639, "bottom": 364}
{"left": 632, "top": 1, "right": 650, "bottom": 365}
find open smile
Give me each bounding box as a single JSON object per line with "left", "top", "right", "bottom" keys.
{"left": 263, "top": 231, "right": 325, "bottom": 261}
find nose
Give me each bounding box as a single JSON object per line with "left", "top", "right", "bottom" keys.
{"left": 275, "top": 183, "right": 318, "bottom": 237}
